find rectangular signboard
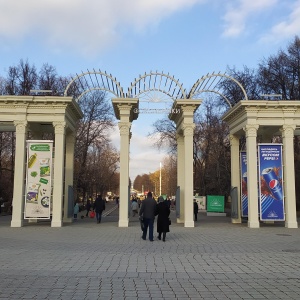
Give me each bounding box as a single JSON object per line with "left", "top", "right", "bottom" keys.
{"left": 258, "top": 144, "right": 285, "bottom": 221}
{"left": 240, "top": 151, "right": 248, "bottom": 217}
{"left": 24, "top": 141, "right": 53, "bottom": 219}
{"left": 207, "top": 195, "right": 224, "bottom": 212}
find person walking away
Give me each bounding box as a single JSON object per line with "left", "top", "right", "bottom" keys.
{"left": 73, "top": 202, "right": 79, "bottom": 221}
{"left": 139, "top": 191, "right": 157, "bottom": 242}
{"left": 131, "top": 198, "right": 139, "bottom": 217}
{"left": 94, "top": 194, "right": 106, "bottom": 223}
{"left": 86, "top": 199, "right": 91, "bottom": 217}
{"left": 193, "top": 199, "right": 199, "bottom": 221}
{"left": 156, "top": 196, "right": 170, "bottom": 242}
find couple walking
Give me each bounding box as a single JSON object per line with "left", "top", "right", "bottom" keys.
{"left": 139, "top": 192, "right": 170, "bottom": 242}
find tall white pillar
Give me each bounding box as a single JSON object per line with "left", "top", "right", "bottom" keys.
{"left": 281, "top": 125, "right": 298, "bottom": 228}
{"left": 51, "top": 122, "right": 66, "bottom": 227}
{"left": 230, "top": 134, "right": 242, "bottom": 223}
{"left": 176, "top": 133, "right": 185, "bottom": 223}
{"left": 244, "top": 125, "right": 260, "bottom": 228}
{"left": 183, "top": 124, "right": 195, "bottom": 228}
{"left": 11, "top": 121, "right": 27, "bottom": 227}
{"left": 118, "top": 122, "right": 131, "bottom": 227}
{"left": 64, "top": 132, "right": 75, "bottom": 223}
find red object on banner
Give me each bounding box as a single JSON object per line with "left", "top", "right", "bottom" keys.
{"left": 89, "top": 211, "right": 95, "bottom": 218}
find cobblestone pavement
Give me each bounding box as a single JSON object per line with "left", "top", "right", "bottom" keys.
{"left": 0, "top": 204, "right": 300, "bottom": 300}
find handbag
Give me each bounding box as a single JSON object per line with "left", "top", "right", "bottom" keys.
{"left": 89, "top": 211, "right": 95, "bottom": 218}
{"left": 168, "top": 218, "right": 171, "bottom": 225}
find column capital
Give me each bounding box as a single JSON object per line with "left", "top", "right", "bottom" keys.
{"left": 14, "top": 120, "right": 28, "bottom": 134}
{"left": 280, "top": 124, "right": 295, "bottom": 138}
{"left": 53, "top": 122, "right": 66, "bottom": 134}
{"left": 243, "top": 124, "right": 259, "bottom": 137}
{"left": 229, "top": 134, "right": 239, "bottom": 146}
{"left": 182, "top": 124, "right": 195, "bottom": 136}
{"left": 118, "top": 122, "right": 131, "bottom": 135}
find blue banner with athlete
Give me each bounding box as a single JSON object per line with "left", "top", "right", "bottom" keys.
{"left": 258, "top": 144, "right": 285, "bottom": 221}
{"left": 240, "top": 151, "right": 248, "bottom": 217}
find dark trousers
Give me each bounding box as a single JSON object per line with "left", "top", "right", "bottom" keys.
{"left": 158, "top": 232, "right": 166, "bottom": 241}
{"left": 96, "top": 211, "right": 103, "bottom": 223}
{"left": 194, "top": 213, "right": 198, "bottom": 221}
{"left": 142, "top": 218, "right": 154, "bottom": 241}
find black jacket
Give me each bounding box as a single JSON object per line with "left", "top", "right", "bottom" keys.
{"left": 139, "top": 196, "right": 157, "bottom": 219}
{"left": 94, "top": 197, "right": 105, "bottom": 213}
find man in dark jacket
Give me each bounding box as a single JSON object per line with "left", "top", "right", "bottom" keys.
{"left": 139, "top": 191, "right": 157, "bottom": 241}
{"left": 93, "top": 194, "right": 105, "bottom": 223}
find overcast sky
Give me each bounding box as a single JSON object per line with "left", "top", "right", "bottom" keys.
{"left": 1, "top": 0, "right": 300, "bottom": 180}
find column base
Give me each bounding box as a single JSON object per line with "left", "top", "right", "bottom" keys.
{"left": 51, "top": 220, "right": 63, "bottom": 227}
{"left": 177, "top": 218, "right": 184, "bottom": 224}
{"left": 184, "top": 220, "right": 194, "bottom": 228}
{"left": 285, "top": 221, "right": 298, "bottom": 228}
{"left": 63, "top": 217, "right": 73, "bottom": 223}
{"left": 231, "top": 217, "right": 242, "bottom": 224}
{"left": 11, "top": 220, "right": 23, "bottom": 227}
{"left": 248, "top": 220, "right": 260, "bottom": 228}
{"left": 118, "top": 219, "right": 129, "bottom": 227}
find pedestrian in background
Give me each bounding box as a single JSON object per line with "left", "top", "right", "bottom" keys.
{"left": 86, "top": 199, "right": 91, "bottom": 217}
{"left": 139, "top": 191, "right": 157, "bottom": 242}
{"left": 94, "top": 194, "right": 105, "bottom": 224}
{"left": 193, "top": 199, "right": 199, "bottom": 221}
{"left": 156, "top": 196, "right": 170, "bottom": 242}
{"left": 131, "top": 197, "right": 139, "bottom": 217}
{"left": 73, "top": 202, "right": 79, "bottom": 220}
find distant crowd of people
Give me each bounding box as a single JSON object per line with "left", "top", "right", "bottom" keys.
{"left": 74, "top": 193, "right": 200, "bottom": 242}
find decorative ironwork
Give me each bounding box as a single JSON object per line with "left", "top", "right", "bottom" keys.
{"left": 63, "top": 70, "right": 248, "bottom": 108}
{"left": 64, "top": 69, "right": 125, "bottom": 101}
{"left": 188, "top": 72, "right": 248, "bottom": 107}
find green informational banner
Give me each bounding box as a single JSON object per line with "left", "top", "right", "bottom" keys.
{"left": 207, "top": 195, "right": 224, "bottom": 212}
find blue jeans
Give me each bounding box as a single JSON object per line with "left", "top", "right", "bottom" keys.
{"left": 142, "top": 218, "right": 154, "bottom": 241}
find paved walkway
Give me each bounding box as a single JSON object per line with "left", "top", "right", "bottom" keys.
{"left": 0, "top": 205, "right": 300, "bottom": 299}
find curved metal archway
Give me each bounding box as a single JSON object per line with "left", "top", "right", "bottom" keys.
{"left": 127, "top": 71, "right": 187, "bottom": 100}
{"left": 63, "top": 70, "right": 248, "bottom": 108}
{"left": 64, "top": 70, "right": 125, "bottom": 101}
{"left": 188, "top": 72, "right": 248, "bottom": 107}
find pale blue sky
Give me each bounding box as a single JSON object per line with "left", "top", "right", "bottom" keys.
{"left": 1, "top": 0, "right": 300, "bottom": 180}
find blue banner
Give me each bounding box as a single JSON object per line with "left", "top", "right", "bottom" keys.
{"left": 240, "top": 151, "right": 248, "bottom": 217}
{"left": 258, "top": 144, "right": 285, "bottom": 221}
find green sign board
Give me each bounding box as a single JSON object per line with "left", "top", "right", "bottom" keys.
{"left": 207, "top": 195, "right": 224, "bottom": 212}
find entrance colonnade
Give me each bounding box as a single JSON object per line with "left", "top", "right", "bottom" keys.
{"left": 222, "top": 100, "right": 300, "bottom": 228}
{"left": 0, "top": 95, "right": 83, "bottom": 227}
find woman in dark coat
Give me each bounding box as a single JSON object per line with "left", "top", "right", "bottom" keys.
{"left": 156, "top": 196, "right": 170, "bottom": 242}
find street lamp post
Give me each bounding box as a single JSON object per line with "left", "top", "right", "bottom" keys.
{"left": 159, "top": 162, "right": 162, "bottom": 196}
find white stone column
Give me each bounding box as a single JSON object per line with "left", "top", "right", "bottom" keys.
{"left": 118, "top": 122, "right": 131, "bottom": 227}
{"left": 51, "top": 122, "right": 66, "bottom": 227}
{"left": 11, "top": 121, "right": 27, "bottom": 227}
{"left": 230, "top": 134, "right": 242, "bottom": 223}
{"left": 281, "top": 125, "right": 298, "bottom": 228}
{"left": 176, "top": 133, "right": 185, "bottom": 223}
{"left": 64, "top": 132, "right": 75, "bottom": 223}
{"left": 183, "top": 124, "right": 195, "bottom": 228}
{"left": 244, "top": 125, "right": 260, "bottom": 228}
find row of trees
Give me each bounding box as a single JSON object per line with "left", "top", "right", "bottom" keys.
{"left": 0, "top": 60, "right": 120, "bottom": 204}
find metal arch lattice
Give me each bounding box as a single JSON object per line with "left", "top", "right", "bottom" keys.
{"left": 188, "top": 72, "right": 248, "bottom": 107}
{"left": 127, "top": 71, "right": 187, "bottom": 100}
{"left": 63, "top": 69, "right": 125, "bottom": 101}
